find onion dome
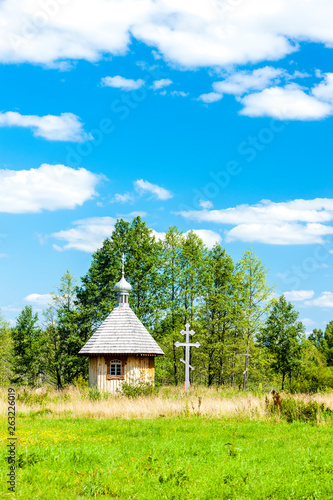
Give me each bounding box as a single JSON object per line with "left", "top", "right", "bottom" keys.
{"left": 114, "top": 253, "right": 131, "bottom": 306}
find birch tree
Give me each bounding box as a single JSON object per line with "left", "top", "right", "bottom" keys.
{"left": 236, "top": 248, "right": 274, "bottom": 391}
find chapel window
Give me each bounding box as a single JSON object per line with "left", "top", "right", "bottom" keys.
{"left": 110, "top": 360, "right": 122, "bottom": 377}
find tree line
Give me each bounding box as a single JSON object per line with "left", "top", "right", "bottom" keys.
{"left": 1, "top": 216, "right": 333, "bottom": 391}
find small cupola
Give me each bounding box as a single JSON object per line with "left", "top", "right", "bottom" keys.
{"left": 114, "top": 254, "right": 131, "bottom": 306}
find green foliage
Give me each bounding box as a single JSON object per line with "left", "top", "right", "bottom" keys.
{"left": 196, "top": 244, "right": 241, "bottom": 386}
{"left": 77, "top": 217, "right": 162, "bottom": 330}
{"left": 288, "top": 367, "right": 333, "bottom": 393}
{"left": 266, "top": 392, "right": 326, "bottom": 423}
{"left": 120, "top": 380, "right": 159, "bottom": 398}
{"left": 72, "top": 375, "right": 88, "bottom": 389}
{"left": 8, "top": 216, "right": 333, "bottom": 391}
{"left": 11, "top": 306, "right": 45, "bottom": 385}
{"left": 236, "top": 248, "right": 274, "bottom": 390}
{"left": 17, "top": 388, "right": 49, "bottom": 406}
{"left": 87, "top": 387, "right": 102, "bottom": 401}
{"left": 0, "top": 311, "right": 13, "bottom": 385}
{"left": 259, "top": 295, "right": 305, "bottom": 389}
{"left": 43, "top": 270, "right": 88, "bottom": 388}
{"left": 158, "top": 226, "right": 185, "bottom": 385}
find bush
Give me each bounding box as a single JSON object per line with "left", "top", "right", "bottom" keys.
{"left": 73, "top": 375, "right": 88, "bottom": 389}
{"left": 266, "top": 391, "right": 325, "bottom": 422}
{"left": 120, "top": 381, "right": 159, "bottom": 398}
{"left": 288, "top": 367, "right": 333, "bottom": 393}
{"left": 17, "top": 388, "right": 49, "bottom": 406}
{"left": 87, "top": 388, "right": 102, "bottom": 401}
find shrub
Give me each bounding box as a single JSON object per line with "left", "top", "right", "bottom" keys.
{"left": 87, "top": 388, "right": 102, "bottom": 401}
{"left": 73, "top": 375, "right": 88, "bottom": 389}
{"left": 288, "top": 366, "right": 333, "bottom": 393}
{"left": 17, "top": 388, "right": 49, "bottom": 406}
{"left": 266, "top": 391, "right": 325, "bottom": 422}
{"left": 120, "top": 381, "right": 159, "bottom": 398}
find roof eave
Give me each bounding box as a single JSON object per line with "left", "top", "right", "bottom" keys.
{"left": 78, "top": 352, "right": 164, "bottom": 357}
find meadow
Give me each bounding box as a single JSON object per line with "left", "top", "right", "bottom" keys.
{"left": 1, "top": 387, "right": 333, "bottom": 499}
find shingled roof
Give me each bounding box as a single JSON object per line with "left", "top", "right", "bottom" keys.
{"left": 79, "top": 303, "right": 164, "bottom": 356}
{"left": 79, "top": 256, "right": 164, "bottom": 357}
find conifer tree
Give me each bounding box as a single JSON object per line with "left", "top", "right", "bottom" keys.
{"left": 77, "top": 217, "right": 162, "bottom": 331}
{"left": 12, "top": 306, "right": 45, "bottom": 385}
{"left": 0, "top": 312, "right": 13, "bottom": 385}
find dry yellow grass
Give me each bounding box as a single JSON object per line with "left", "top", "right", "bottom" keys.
{"left": 1, "top": 386, "right": 333, "bottom": 419}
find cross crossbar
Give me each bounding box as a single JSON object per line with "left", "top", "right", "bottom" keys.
{"left": 175, "top": 323, "right": 201, "bottom": 391}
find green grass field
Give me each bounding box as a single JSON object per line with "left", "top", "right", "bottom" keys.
{"left": 1, "top": 415, "right": 333, "bottom": 499}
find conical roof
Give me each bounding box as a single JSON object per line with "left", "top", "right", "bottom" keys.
{"left": 79, "top": 303, "right": 164, "bottom": 356}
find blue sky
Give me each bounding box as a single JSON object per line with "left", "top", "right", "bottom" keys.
{"left": 0, "top": 0, "right": 333, "bottom": 332}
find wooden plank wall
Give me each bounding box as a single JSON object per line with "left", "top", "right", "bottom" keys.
{"left": 89, "top": 355, "right": 155, "bottom": 393}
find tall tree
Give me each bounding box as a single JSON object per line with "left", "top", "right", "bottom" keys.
{"left": 159, "top": 227, "right": 184, "bottom": 385}
{"left": 320, "top": 321, "right": 333, "bottom": 366}
{"left": 198, "top": 244, "right": 240, "bottom": 386}
{"left": 44, "top": 270, "right": 88, "bottom": 387}
{"left": 179, "top": 231, "right": 207, "bottom": 383}
{"left": 77, "top": 217, "right": 162, "bottom": 332}
{"left": 0, "top": 312, "right": 13, "bottom": 385}
{"left": 308, "top": 328, "right": 325, "bottom": 350}
{"left": 259, "top": 295, "right": 305, "bottom": 389}
{"left": 12, "top": 306, "right": 45, "bottom": 385}
{"left": 236, "top": 248, "right": 273, "bottom": 390}
{"left": 180, "top": 231, "right": 206, "bottom": 323}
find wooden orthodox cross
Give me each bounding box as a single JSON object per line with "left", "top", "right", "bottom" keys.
{"left": 175, "top": 323, "right": 200, "bottom": 392}
{"left": 121, "top": 253, "right": 125, "bottom": 275}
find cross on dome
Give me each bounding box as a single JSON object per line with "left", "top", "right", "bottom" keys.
{"left": 114, "top": 253, "right": 132, "bottom": 304}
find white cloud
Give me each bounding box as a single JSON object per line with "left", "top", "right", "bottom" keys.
{"left": 101, "top": 75, "right": 144, "bottom": 90}
{"left": 0, "top": 253, "right": 8, "bottom": 258}
{"left": 199, "top": 199, "right": 213, "bottom": 209}
{"left": 188, "top": 229, "right": 221, "bottom": 248}
{"left": 134, "top": 179, "right": 173, "bottom": 200}
{"left": 305, "top": 292, "right": 333, "bottom": 308}
{"left": 152, "top": 79, "right": 172, "bottom": 90}
{"left": 111, "top": 192, "right": 134, "bottom": 203}
{"left": 226, "top": 223, "right": 333, "bottom": 245}
{"left": 151, "top": 230, "right": 166, "bottom": 241}
{"left": 1, "top": 305, "right": 22, "bottom": 313}
{"left": 0, "top": 0, "right": 333, "bottom": 71}
{"left": 213, "top": 67, "right": 284, "bottom": 96}
{"left": 240, "top": 84, "right": 333, "bottom": 120}
{"left": 0, "top": 111, "right": 88, "bottom": 141}
{"left": 117, "top": 211, "right": 148, "bottom": 218}
{"left": 178, "top": 198, "right": 333, "bottom": 245}
{"left": 283, "top": 290, "right": 315, "bottom": 301}
{"left": 0, "top": 164, "right": 101, "bottom": 213}
{"left": 24, "top": 293, "right": 52, "bottom": 306}
{"left": 170, "top": 91, "right": 189, "bottom": 97}
{"left": 52, "top": 217, "right": 117, "bottom": 252}
{"left": 312, "top": 72, "right": 333, "bottom": 103}
{"left": 197, "top": 92, "right": 222, "bottom": 103}
{"left": 301, "top": 318, "right": 316, "bottom": 328}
